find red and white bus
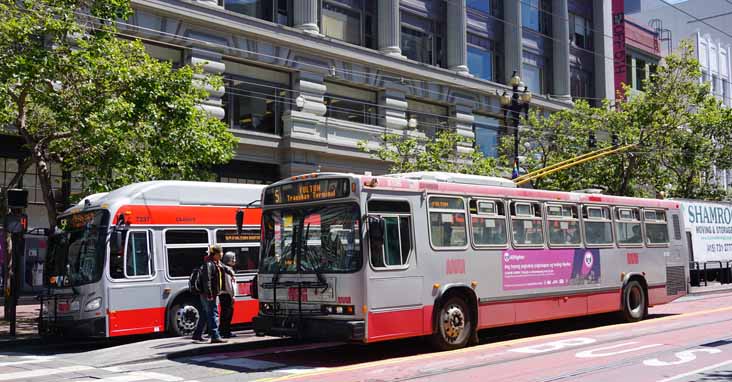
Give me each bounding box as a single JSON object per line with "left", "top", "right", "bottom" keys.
{"left": 252, "top": 172, "right": 689, "bottom": 350}
{"left": 40, "top": 181, "right": 264, "bottom": 337}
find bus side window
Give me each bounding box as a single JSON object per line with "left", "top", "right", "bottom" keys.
{"left": 644, "top": 209, "right": 669, "bottom": 245}
{"left": 165, "top": 229, "right": 210, "bottom": 278}
{"left": 616, "top": 208, "right": 643, "bottom": 245}
{"left": 546, "top": 204, "right": 581, "bottom": 246}
{"left": 511, "top": 201, "right": 544, "bottom": 246}
{"left": 469, "top": 199, "right": 507, "bottom": 247}
{"left": 367, "top": 200, "right": 413, "bottom": 268}
{"left": 126, "top": 231, "right": 153, "bottom": 277}
{"left": 428, "top": 197, "right": 468, "bottom": 249}
{"left": 583, "top": 206, "right": 613, "bottom": 246}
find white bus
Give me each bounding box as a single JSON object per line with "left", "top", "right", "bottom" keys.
{"left": 252, "top": 172, "right": 689, "bottom": 350}
{"left": 40, "top": 181, "right": 264, "bottom": 337}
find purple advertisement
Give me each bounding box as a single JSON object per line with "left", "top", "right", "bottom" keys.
{"left": 502, "top": 249, "right": 601, "bottom": 291}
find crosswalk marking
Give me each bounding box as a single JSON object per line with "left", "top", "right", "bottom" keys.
{"left": 0, "top": 355, "right": 55, "bottom": 367}
{"left": 0, "top": 365, "right": 95, "bottom": 381}
{"left": 73, "top": 371, "right": 184, "bottom": 382}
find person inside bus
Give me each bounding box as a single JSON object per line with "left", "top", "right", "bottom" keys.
{"left": 219, "top": 252, "right": 237, "bottom": 339}
{"left": 192, "top": 245, "right": 227, "bottom": 344}
{"left": 625, "top": 225, "right": 642, "bottom": 244}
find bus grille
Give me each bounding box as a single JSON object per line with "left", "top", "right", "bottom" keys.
{"left": 666, "top": 266, "right": 686, "bottom": 295}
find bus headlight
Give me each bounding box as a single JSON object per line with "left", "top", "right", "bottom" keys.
{"left": 84, "top": 297, "right": 102, "bottom": 312}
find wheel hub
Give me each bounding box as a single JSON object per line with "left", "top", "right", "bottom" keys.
{"left": 628, "top": 286, "right": 642, "bottom": 316}
{"left": 442, "top": 305, "right": 465, "bottom": 342}
{"left": 176, "top": 305, "right": 199, "bottom": 335}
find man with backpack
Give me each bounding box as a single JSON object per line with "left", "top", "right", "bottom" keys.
{"left": 191, "top": 245, "right": 227, "bottom": 343}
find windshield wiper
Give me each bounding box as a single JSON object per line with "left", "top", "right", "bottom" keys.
{"left": 301, "top": 223, "right": 328, "bottom": 292}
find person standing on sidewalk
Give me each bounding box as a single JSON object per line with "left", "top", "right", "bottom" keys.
{"left": 219, "top": 251, "right": 237, "bottom": 338}
{"left": 192, "top": 245, "right": 227, "bottom": 344}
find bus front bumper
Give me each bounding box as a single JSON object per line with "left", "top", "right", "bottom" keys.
{"left": 39, "top": 316, "right": 107, "bottom": 338}
{"left": 253, "top": 315, "right": 364, "bottom": 341}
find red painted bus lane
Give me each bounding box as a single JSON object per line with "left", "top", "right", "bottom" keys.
{"left": 256, "top": 294, "right": 732, "bottom": 382}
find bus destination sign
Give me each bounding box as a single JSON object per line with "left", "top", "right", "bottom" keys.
{"left": 60, "top": 211, "right": 98, "bottom": 230}
{"left": 265, "top": 178, "right": 350, "bottom": 205}
{"left": 216, "top": 229, "right": 260, "bottom": 243}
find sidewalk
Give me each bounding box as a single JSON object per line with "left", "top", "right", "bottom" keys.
{"left": 0, "top": 303, "right": 40, "bottom": 341}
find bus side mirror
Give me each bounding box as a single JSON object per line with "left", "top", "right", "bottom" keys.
{"left": 111, "top": 231, "right": 126, "bottom": 254}
{"left": 235, "top": 209, "right": 244, "bottom": 234}
{"left": 368, "top": 216, "right": 385, "bottom": 248}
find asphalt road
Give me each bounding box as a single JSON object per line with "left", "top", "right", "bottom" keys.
{"left": 2, "top": 291, "right": 732, "bottom": 382}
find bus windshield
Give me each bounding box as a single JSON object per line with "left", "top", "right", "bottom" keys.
{"left": 261, "top": 203, "right": 362, "bottom": 274}
{"left": 45, "top": 210, "right": 110, "bottom": 287}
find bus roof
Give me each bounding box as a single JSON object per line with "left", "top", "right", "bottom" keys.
{"left": 361, "top": 173, "right": 680, "bottom": 210}
{"left": 64, "top": 181, "right": 265, "bottom": 215}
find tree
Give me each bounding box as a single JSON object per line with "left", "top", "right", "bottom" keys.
{"left": 0, "top": 0, "right": 237, "bottom": 227}
{"left": 501, "top": 41, "right": 732, "bottom": 199}
{"left": 358, "top": 127, "right": 499, "bottom": 176}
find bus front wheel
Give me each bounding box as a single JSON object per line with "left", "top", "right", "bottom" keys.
{"left": 432, "top": 296, "right": 473, "bottom": 351}
{"left": 169, "top": 298, "right": 202, "bottom": 337}
{"left": 620, "top": 279, "right": 647, "bottom": 322}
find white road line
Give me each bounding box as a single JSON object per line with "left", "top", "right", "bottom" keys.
{"left": 657, "top": 360, "right": 732, "bottom": 382}
{"left": 277, "top": 367, "right": 330, "bottom": 375}
{"left": 0, "top": 356, "right": 55, "bottom": 367}
{"left": 0, "top": 365, "right": 94, "bottom": 381}
{"left": 73, "top": 371, "right": 184, "bottom": 382}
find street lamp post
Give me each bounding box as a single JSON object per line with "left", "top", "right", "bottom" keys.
{"left": 500, "top": 71, "right": 532, "bottom": 179}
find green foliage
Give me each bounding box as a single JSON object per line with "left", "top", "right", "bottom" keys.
{"left": 358, "top": 128, "right": 499, "bottom": 176}
{"left": 0, "top": 0, "right": 236, "bottom": 225}
{"left": 500, "top": 41, "right": 732, "bottom": 200}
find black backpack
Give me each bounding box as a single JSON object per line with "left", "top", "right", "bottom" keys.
{"left": 189, "top": 264, "right": 205, "bottom": 294}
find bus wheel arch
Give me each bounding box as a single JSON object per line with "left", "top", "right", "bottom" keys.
{"left": 620, "top": 275, "right": 648, "bottom": 322}
{"left": 431, "top": 285, "right": 478, "bottom": 350}
{"left": 167, "top": 291, "right": 202, "bottom": 337}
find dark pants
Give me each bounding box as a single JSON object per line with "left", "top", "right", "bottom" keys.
{"left": 193, "top": 296, "right": 221, "bottom": 340}
{"left": 219, "top": 293, "right": 234, "bottom": 336}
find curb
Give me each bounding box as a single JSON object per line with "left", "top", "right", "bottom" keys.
{"left": 0, "top": 336, "right": 43, "bottom": 347}
{"left": 163, "top": 337, "right": 292, "bottom": 361}
{"left": 688, "top": 286, "right": 732, "bottom": 297}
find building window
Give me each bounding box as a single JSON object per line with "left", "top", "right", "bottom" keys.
{"left": 322, "top": 0, "right": 375, "bottom": 48}
{"left": 522, "top": 62, "right": 542, "bottom": 93}
{"left": 325, "top": 81, "right": 378, "bottom": 125}
{"left": 224, "top": 60, "right": 290, "bottom": 135}
{"left": 626, "top": 54, "right": 633, "bottom": 88}
{"left": 635, "top": 58, "right": 646, "bottom": 91}
{"left": 473, "top": 114, "right": 501, "bottom": 158}
{"left": 401, "top": 10, "right": 445, "bottom": 67}
{"left": 406, "top": 98, "right": 449, "bottom": 138}
{"left": 141, "top": 41, "right": 184, "bottom": 68}
{"left": 571, "top": 67, "right": 592, "bottom": 101}
{"left": 522, "top": 0, "right": 550, "bottom": 34}
{"left": 224, "top": 0, "right": 291, "bottom": 26}
{"left": 467, "top": 34, "right": 496, "bottom": 81}
{"left": 570, "top": 13, "right": 591, "bottom": 50}
{"left": 467, "top": 0, "right": 489, "bottom": 13}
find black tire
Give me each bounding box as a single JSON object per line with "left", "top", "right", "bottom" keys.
{"left": 431, "top": 296, "right": 473, "bottom": 351}
{"left": 168, "top": 298, "right": 202, "bottom": 337}
{"left": 620, "top": 280, "right": 647, "bottom": 322}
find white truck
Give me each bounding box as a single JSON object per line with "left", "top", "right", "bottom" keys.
{"left": 679, "top": 200, "right": 732, "bottom": 286}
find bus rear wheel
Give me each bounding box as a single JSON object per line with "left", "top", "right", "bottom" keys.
{"left": 169, "top": 298, "right": 201, "bottom": 337}
{"left": 432, "top": 296, "right": 473, "bottom": 351}
{"left": 620, "top": 280, "right": 646, "bottom": 322}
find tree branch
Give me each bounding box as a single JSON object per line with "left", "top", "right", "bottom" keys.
{"left": 5, "top": 158, "right": 33, "bottom": 189}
